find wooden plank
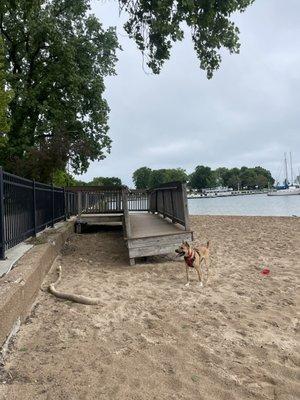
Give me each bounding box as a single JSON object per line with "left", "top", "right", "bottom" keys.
{"left": 128, "top": 213, "right": 187, "bottom": 239}
{"left": 127, "top": 231, "right": 192, "bottom": 258}
{"left": 181, "top": 183, "right": 190, "bottom": 230}
{"left": 127, "top": 233, "right": 192, "bottom": 249}
{"left": 128, "top": 242, "right": 188, "bottom": 258}
{"left": 122, "top": 189, "right": 131, "bottom": 238}
{"left": 78, "top": 215, "right": 123, "bottom": 224}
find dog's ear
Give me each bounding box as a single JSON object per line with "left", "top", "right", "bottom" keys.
{"left": 185, "top": 241, "right": 190, "bottom": 247}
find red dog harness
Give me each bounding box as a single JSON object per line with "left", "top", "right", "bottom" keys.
{"left": 184, "top": 249, "right": 195, "bottom": 268}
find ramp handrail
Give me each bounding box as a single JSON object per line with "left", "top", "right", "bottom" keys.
{"left": 148, "top": 181, "right": 190, "bottom": 230}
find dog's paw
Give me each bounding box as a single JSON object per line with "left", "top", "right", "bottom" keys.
{"left": 199, "top": 282, "right": 203, "bottom": 287}
{"left": 185, "top": 282, "right": 190, "bottom": 287}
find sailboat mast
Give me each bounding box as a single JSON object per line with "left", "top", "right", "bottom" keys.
{"left": 290, "top": 152, "right": 294, "bottom": 185}
{"left": 284, "top": 152, "right": 289, "bottom": 186}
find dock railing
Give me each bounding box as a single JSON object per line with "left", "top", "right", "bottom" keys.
{"left": 65, "top": 186, "right": 125, "bottom": 217}
{"left": 148, "top": 181, "right": 190, "bottom": 230}
{"left": 128, "top": 189, "right": 149, "bottom": 211}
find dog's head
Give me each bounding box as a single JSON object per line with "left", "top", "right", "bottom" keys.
{"left": 175, "top": 241, "right": 190, "bottom": 257}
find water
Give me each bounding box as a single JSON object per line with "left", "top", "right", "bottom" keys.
{"left": 188, "top": 194, "right": 300, "bottom": 217}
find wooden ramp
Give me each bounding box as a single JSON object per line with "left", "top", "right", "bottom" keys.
{"left": 125, "top": 213, "right": 192, "bottom": 265}
{"left": 69, "top": 182, "right": 193, "bottom": 265}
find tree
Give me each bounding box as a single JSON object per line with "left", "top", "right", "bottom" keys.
{"left": 133, "top": 167, "right": 152, "bottom": 189}
{"left": 0, "top": 0, "right": 255, "bottom": 181}
{"left": 90, "top": 177, "right": 122, "bottom": 186}
{"left": 253, "top": 166, "right": 274, "bottom": 185}
{"left": 227, "top": 174, "right": 240, "bottom": 190}
{"left": 0, "top": 1, "right": 118, "bottom": 181}
{"left": 189, "top": 165, "right": 216, "bottom": 190}
{"left": 0, "top": 36, "right": 11, "bottom": 138}
{"left": 239, "top": 167, "right": 257, "bottom": 189}
{"left": 52, "top": 170, "right": 77, "bottom": 187}
{"left": 148, "top": 169, "right": 169, "bottom": 188}
{"left": 214, "top": 167, "right": 229, "bottom": 186}
{"left": 255, "top": 174, "right": 268, "bottom": 189}
{"left": 133, "top": 167, "right": 187, "bottom": 189}
{"left": 164, "top": 168, "right": 188, "bottom": 183}
{"left": 121, "top": 0, "right": 255, "bottom": 77}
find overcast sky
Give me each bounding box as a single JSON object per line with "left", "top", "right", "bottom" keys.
{"left": 80, "top": 0, "right": 300, "bottom": 186}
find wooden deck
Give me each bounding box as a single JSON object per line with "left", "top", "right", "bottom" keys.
{"left": 129, "top": 213, "right": 186, "bottom": 239}
{"left": 73, "top": 182, "right": 193, "bottom": 265}
{"left": 125, "top": 213, "right": 192, "bottom": 265}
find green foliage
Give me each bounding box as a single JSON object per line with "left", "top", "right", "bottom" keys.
{"left": 89, "top": 176, "right": 122, "bottom": 186}
{"left": 120, "top": 0, "right": 255, "bottom": 77}
{"left": 190, "top": 165, "right": 274, "bottom": 190}
{"left": 148, "top": 169, "right": 169, "bottom": 188}
{"left": 52, "top": 170, "right": 77, "bottom": 187}
{"left": 52, "top": 172, "right": 122, "bottom": 187}
{"left": 189, "top": 165, "right": 216, "bottom": 190}
{"left": 132, "top": 167, "right": 152, "bottom": 189}
{"left": 0, "top": 35, "right": 11, "bottom": 137}
{"left": 0, "top": 1, "right": 119, "bottom": 182}
{"left": 133, "top": 167, "right": 187, "bottom": 189}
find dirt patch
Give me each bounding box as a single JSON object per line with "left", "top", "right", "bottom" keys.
{"left": 0, "top": 217, "right": 299, "bottom": 400}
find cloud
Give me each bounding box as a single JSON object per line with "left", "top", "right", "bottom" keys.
{"left": 81, "top": 0, "right": 300, "bottom": 186}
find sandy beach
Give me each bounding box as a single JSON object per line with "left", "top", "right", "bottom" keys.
{"left": 0, "top": 215, "right": 299, "bottom": 400}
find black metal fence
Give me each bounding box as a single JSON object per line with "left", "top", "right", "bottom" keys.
{"left": 0, "top": 168, "right": 77, "bottom": 259}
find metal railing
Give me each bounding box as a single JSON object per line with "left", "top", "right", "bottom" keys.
{"left": 0, "top": 168, "right": 77, "bottom": 259}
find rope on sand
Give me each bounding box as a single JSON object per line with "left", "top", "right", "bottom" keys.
{"left": 48, "top": 265, "right": 101, "bottom": 305}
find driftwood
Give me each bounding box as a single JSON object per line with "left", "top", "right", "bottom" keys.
{"left": 48, "top": 265, "right": 101, "bottom": 305}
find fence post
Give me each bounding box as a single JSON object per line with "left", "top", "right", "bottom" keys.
{"left": 32, "top": 180, "right": 37, "bottom": 236}
{"left": 77, "top": 191, "right": 82, "bottom": 218}
{"left": 51, "top": 184, "right": 54, "bottom": 227}
{"left": 0, "top": 167, "right": 5, "bottom": 259}
{"left": 170, "top": 189, "right": 175, "bottom": 223}
{"left": 63, "top": 188, "right": 67, "bottom": 221}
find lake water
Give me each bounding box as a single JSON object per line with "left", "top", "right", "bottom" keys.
{"left": 188, "top": 194, "right": 300, "bottom": 217}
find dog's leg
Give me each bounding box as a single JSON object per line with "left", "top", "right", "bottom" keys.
{"left": 195, "top": 264, "right": 203, "bottom": 287}
{"left": 185, "top": 265, "right": 190, "bottom": 286}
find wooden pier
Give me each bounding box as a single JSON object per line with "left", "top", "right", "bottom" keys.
{"left": 67, "top": 182, "right": 193, "bottom": 265}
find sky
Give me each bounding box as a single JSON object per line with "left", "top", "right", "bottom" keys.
{"left": 80, "top": 0, "right": 300, "bottom": 186}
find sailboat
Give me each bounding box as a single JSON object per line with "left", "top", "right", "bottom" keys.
{"left": 268, "top": 152, "right": 300, "bottom": 196}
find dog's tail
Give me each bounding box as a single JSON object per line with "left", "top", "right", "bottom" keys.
{"left": 207, "top": 241, "right": 210, "bottom": 248}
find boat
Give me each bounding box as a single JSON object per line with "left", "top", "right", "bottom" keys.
{"left": 268, "top": 186, "right": 300, "bottom": 196}
{"left": 268, "top": 152, "right": 300, "bottom": 196}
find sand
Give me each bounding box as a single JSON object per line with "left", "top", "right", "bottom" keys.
{"left": 0, "top": 216, "right": 299, "bottom": 400}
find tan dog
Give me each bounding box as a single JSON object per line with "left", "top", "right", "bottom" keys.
{"left": 175, "top": 241, "right": 210, "bottom": 286}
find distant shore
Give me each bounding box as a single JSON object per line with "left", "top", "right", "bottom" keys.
{"left": 187, "top": 189, "right": 272, "bottom": 199}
